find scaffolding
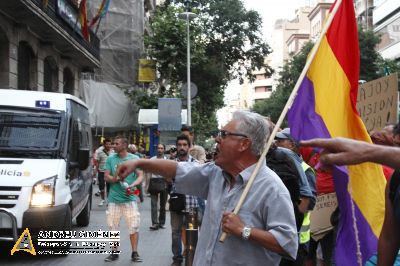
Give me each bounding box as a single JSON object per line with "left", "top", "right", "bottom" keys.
{"left": 88, "top": 0, "right": 144, "bottom": 85}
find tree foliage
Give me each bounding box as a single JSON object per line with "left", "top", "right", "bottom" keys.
{"left": 252, "top": 27, "right": 400, "bottom": 125}
{"left": 359, "top": 27, "right": 381, "bottom": 81}
{"left": 376, "top": 56, "right": 400, "bottom": 77}
{"left": 127, "top": 0, "right": 271, "bottom": 143}
{"left": 358, "top": 27, "right": 400, "bottom": 80}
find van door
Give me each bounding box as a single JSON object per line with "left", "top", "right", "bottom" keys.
{"left": 66, "top": 100, "right": 92, "bottom": 217}
{"left": 67, "top": 120, "right": 84, "bottom": 212}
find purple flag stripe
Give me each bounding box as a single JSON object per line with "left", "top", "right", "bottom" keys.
{"left": 288, "top": 77, "right": 331, "bottom": 141}
{"left": 333, "top": 166, "right": 378, "bottom": 265}
{"left": 288, "top": 76, "right": 378, "bottom": 265}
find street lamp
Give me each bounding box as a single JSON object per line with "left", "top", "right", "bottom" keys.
{"left": 179, "top": 11, "right": 197, "bottom": 127}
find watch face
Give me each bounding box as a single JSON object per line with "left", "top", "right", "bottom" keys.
{"left": 242, "top": 226, "right": 251, "bottom": 240}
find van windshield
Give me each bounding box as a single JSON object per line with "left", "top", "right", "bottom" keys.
{"left": 0, "top": 109, "right": 64, "bottom": 158}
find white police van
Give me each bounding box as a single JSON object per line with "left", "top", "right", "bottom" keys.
{"left": 0, "top": 89, "right": 92, "bottom": 243}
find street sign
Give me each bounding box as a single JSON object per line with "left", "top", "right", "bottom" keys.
{"left": 181, "top": 82, "right": 198, "bottom": 99}
{"left": 158, "top": 98, "right": 182, "bottom": 131}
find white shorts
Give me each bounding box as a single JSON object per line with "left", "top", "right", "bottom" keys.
{"left": 106, "top": 202, "right": 140, "bottom": 234}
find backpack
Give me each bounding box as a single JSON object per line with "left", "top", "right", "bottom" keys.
{"left": 266, "top": 147, "right": 303, "bottom": 230}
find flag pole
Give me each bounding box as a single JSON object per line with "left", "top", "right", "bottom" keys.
{"left": 94, "top": 16, "right": 103, "bottom": 35}
{"left": 219, "top": 0, "right": 344, "bottom": 242}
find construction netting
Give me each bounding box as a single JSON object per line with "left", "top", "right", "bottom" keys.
{"left": 79, "top": 78, "right": 138, "bottom": 129}
{"left": 88, "top": 0, "right": 144, "bottom": 85}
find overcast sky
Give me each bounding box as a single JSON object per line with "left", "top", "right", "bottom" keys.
{"left": 243, "top": 0, "right": 307, "bottom": 36}
{"left": 222, "top": 1, "right": 307, "bottom": 102}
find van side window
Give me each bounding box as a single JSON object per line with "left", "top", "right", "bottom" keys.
{"left": 79, "top": 131, "right": 83, "bottom": 147}
{"left": 79, "top": 125, "right": 89, "bottom": 149}
{"left": 66, "top": 99, "right": 92, "bottom": 164}
{"left": 69, "top": 122, "right": 80, "bottom": 162}
{"left": 86, "top": 132, "right": 90, "bottom": 151}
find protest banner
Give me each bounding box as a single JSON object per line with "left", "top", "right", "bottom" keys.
{"left": 356, "top": 73, "right": 398, "bottom": 132}
{"left": 310, "top": 192, "right": 338, "bottom": 240}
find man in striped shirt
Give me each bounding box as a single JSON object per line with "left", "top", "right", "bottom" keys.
{"left": 170, "top": 134, "right": 199, "bottom": 266}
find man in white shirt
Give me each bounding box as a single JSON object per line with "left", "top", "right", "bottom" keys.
{"left": 149, "top": 143, "right": 168, "bottom": 230}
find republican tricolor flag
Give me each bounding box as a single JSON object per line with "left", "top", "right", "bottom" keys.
{"left": 90, "top": 0, "right": 111, "bottom": 28}
{"left": 288, "top": 0, "right": 386, "bottom": 265}
{"left": 79, "top": 0, "right": 90, "bottom": 42}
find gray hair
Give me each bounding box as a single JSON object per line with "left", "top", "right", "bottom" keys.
{"left": 189, "top": 145, "right": 206, "bottom": 163}
{"left": 128, "top": 144, "right": 137, "bottom": 150}
{"left": 232, "top": 111, "right": 270, "bottom": 156}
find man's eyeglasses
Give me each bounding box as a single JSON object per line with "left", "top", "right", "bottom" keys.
{"left": 217, "top": 130, "right": 248, "bottom": 139}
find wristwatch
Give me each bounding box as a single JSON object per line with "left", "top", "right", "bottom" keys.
{"left": 241, "top": 226, "right": 252, "bottom": 240}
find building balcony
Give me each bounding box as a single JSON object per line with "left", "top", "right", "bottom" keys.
{"left": 253, "top": 91, "right": 272, "bottom": 100}
{"left": 373, "top": 0, "right": 400, "bottom": 25}
{"left": 252, "top": 78, "right": 273, "bottom": 88}
{"left": 0, "top": 0, "right": 100, "bottom": 68}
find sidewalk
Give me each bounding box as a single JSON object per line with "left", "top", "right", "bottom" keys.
{"left": 0, "top": 191, "right": 174, "bottom": 266}
{"left": 93, "top": 192, "right": 173, "bottom": 266}
{"left": 0, "top": 191, "right": 172, "bottom": 266}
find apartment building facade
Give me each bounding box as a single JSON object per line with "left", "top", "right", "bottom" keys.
{"left": 0, "top": 0, "right": 100, "bottom": 95}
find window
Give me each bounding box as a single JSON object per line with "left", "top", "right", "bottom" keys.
{"left": 376, "top": 16, "right": 400, "bottom": 51}
{"left": 69, "top": 121, "right": 80, "bottom": 162}
{"left": 18, "top": 41, "right": 37, "bottom": 90}
{"left": 63, "top": 67, "right": 74, "bottom": 94}
{"left": 0, "top": 111, "right": 62, "bottom": 149}
{"left": 255, "top": 74, "right": 266, "bottom": 80}
{"left": 44, "top": 56, "right": 59, "bottom": 92}
{"left": 0, "top": 29, "right": 9, "bottom": 88}
{"left": 255, "top": 86, "right": 267, "bottom": 93}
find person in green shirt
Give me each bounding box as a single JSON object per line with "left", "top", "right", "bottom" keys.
{"left": 104, "top": 136, "right": 144, "bottom": 263}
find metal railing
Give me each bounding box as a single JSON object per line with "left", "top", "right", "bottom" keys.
{"left": 28, "top": 0, "right": 100, "bottom": 59}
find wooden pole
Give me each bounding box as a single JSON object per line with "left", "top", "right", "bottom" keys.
{"left": 94, "top": 16, "right": 103, "bottom": 35}
{"left": 219, "top": 0, "right": 344, "bottom": 242}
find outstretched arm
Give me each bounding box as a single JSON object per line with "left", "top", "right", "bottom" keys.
{"left": 378, "top": 182, "right": 400, "bottom": 265}
{"left": 301, "top": 137, "right": 400, "bottom": 169}
{"left": 117, "top": 159, "right": 178, "bottom": 182}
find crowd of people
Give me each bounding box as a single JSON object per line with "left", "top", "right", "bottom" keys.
{"left": 92, "top": 110, "right": 400, "bottom": 266}
{"left": 92, "top": 126, "right": 211, "bottom": 264}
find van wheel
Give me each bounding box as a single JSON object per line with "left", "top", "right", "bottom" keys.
{"left": 63, "top": 205, "right": 72, "bottom": 230}
{"left": 76, "top": 196, "right": 91, "bottom": 227}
